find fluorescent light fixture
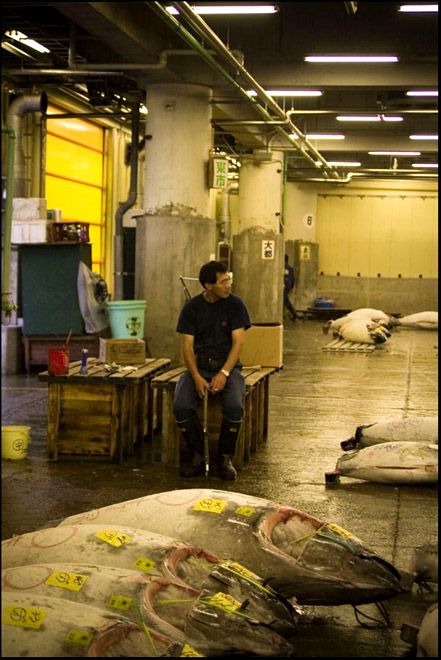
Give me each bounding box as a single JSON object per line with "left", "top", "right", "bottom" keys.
{"left": 336, "top": 115, "right": 381, "bottom": 121}
{"left": 412, "top": 162, "right": 438, "bottom": 167}
{"left": 5, "top": 30, "right": 50, "bottom": 53}
{"left": 304, "top": 55, "right": 398, "bottom": 63}
{"left": 369, "top": 151, "right": 421, "bottom": 155}
{"left": 247, "top": 90, "right": 322, "bottom": 97}
{"left": 406, "top": 90, "right": 438, "bottom": 96}
{"left": 315, "top": 161, "right": 361, "bottom": 167}
{"left": 399, "top": 4, "right": 438, "bottom": 12}
{"left": 166, "top": 5, "right": 278, "bottom": 14}
{"left": 381, "top": 115, "right": 404, "bottom": 121}
{"left": 290, "top": 133, "right": 345, "bottom": 140}
{"left": 409, "top": 134, "right": 438, "bottom": 139}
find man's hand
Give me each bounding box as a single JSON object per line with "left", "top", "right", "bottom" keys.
{"left": 209, "top": 371, "right": 227, "bottom": 394}
{"left": 194, "top": 373, "right": 210, "bottom": 398}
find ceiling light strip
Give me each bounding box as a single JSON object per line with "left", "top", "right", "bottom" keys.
{"left": 305, "top": 55, "right": 398, "bottom": 63}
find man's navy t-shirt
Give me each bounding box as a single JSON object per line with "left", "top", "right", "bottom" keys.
{"left": 176, "top": 293, "right": 251, "bottom": 354}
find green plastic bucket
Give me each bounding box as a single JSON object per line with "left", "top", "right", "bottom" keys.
{"left": 106, "top": 300, "right": 146, "bottom": 339}
{"left": 2, "top": 426, "right": 32, "bottom": 460}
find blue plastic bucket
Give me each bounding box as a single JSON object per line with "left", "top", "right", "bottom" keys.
{"left": 106, "top": 300, "right": 146, "bottom": 339}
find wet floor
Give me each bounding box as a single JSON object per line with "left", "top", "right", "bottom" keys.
{"left": 1, "top": 319, "right": 438, "bottom": 657}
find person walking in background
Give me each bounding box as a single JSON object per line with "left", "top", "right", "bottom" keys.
{"left": 173, "top": 261, "right": 251, "bottom": 480}
{"left": 284, "top": 254, "right": 297, "bottom": 320}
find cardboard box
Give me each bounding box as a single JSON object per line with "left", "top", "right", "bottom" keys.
{"left": 99, "top": 338, "right": 146, "bottom": 365}
{"left": 241, "top": 324, "right": 283, "bottom": 368}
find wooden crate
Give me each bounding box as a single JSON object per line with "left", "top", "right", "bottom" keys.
{"left": 38, "top": 357, "right": 171, "bottom": 461}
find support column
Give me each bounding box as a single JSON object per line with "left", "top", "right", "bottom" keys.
{"left": 135, "top": 84, "right": 216, "bottom": 363}
{"left": 232, "top": 151, "right": 284, "bottom": 323}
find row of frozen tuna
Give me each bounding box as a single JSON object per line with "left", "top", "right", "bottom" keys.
{"left": 326, "top": 415, "right": 438, "bottom": 484}
{"left": 1, "top": 488, "right": 410, "bottom": 657}
{"left": 328, "top": 309, "right": 438, "bottom": 344}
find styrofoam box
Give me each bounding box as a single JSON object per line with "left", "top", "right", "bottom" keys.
{"left": 12, "top": 197, "right": 47, "bottom": 221}
{"left": 11, "top": 220, "right": 50, "bottom": 244}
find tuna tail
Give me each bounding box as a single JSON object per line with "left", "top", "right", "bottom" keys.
{"left": 341, "top": 436, "right": 358, "bottom": 451}
{"left": 355, "top": 423, "right": 373, "bottom": 441}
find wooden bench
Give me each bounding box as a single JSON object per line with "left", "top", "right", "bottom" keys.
{"left": 38, "top": 357, "right": 170, "bottom": 462}
{"left": 150, "top": 365, "right": 276, "bottom": 470}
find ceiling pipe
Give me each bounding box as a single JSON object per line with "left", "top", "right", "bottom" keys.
{"left": 5, "top": 92, "right": 48, "bottom": 197}
{"left": 170, "top": 1, "right": 340, "bottom": 177}
{"left": 149, "top": 1, "right": 340, "bottom": 180}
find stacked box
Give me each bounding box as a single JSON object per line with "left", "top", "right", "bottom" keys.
{"left": 12, "top": 197, "right": 47, "bottom": 221}
{"left": 11, "top": 220, "right": 51, "bottom": 244}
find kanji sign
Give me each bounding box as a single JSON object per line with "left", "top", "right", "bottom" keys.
{"left": 210, "top": 158, "right": 229, "bottom": 188}
{"left": 261, "top": 239, "right": 275, "bottom": 260}
{"left": 300, "top": 244, "right": 311, "bottom": 260}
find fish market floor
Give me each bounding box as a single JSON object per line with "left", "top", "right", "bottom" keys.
{"left": 1, "top": 320, "right": 438, "bottom": 657}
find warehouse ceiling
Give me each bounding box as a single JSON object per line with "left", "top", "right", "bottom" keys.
{"left": 1, "top": 1, "right": 438, "bottom": 183}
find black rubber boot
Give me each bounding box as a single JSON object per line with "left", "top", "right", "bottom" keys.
{"left": 217, "top": 417, "right": 241, "bottom": 480}
{"left": 176, "top": 415, "right": 205, "bottom": 478}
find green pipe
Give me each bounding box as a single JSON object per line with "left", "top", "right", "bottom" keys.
{"left": 1, "top": 125, "right": 17, "bottom": 315}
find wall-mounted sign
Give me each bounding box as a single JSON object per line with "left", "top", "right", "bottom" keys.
{"left": 209, "top": 158, "right": 229, "bottom": 189}
{"left": 300, "top": 244, "right": 311, "bottom": 260}
{"left": 261, "top": 239, "right": 275, "bottom": 260}
{"left": 303, "top": 213, "right": 315, "bottom": 229}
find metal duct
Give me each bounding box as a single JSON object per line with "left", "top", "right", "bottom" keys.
{"left": 5, "top": 92, "right": 48, "bottom": 197}
{"left": 113, "top": 101, "right": 140, "bottom": 301}
{"left": 219, "top": 182, "right": 238, "bottom": 242}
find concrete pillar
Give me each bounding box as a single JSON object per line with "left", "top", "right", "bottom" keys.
{"left": 232, "top": 151, "right": 284, "bottom": 322}
{"left": 144, "top": 83, "right": 212, "bottom": 217}
{"left": 136, "top": 83, "right": 216, "bottom": 363}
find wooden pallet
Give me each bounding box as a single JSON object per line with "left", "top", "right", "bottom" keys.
{"left": 322, "top": 338, "right": 377, "bottom": 352}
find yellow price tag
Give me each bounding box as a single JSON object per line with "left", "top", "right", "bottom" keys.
{"left": 108, "top": 595, "right": 132, "bottom": 611}
{"left": 2, "top": 605, "right": 47, "bottom": 629}
{"left": 46, "top": 571, "right": 88, "bottom": 591}
{"left": 222, "top": 561, "right": 260, "bottom": 581}
{"left": 134, "top": 556, "right": 156, "bottom": 574}
{"left": 181, "top": 644, "right": 205, "bottom": 657}
{"left": 65, "top": 630, "right": 94, "bottom": 646}
{"left": 235, "top": 506, "right": 255, "bottom": 517}
{"left": 205, "top": 592, "right": 241, "bottom": 612}
{"left": 194, "top": 498, "right": 227, "bottom": 514}
{"left": 326, "top": 523, "right": 352, "bottom": 539}
{"left": 95, "top": 528, "right": 131, "bottom": 547}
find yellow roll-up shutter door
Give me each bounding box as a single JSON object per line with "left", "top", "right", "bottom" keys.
{"left": 45, "top": 103, "right": 104, "bottom": 272}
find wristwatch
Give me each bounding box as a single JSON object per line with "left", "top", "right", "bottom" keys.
{"left": 221, "top": 368, "right": 230, "bottom": 378}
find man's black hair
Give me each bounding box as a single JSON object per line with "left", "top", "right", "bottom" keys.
{"left": 199, "top": 260, "right": 228, "bottom": 287}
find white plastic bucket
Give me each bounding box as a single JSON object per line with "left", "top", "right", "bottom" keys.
{"left": 1, "top": 426, "right": 32, "bottom": 460}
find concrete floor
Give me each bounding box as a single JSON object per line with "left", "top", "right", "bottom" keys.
{"left": 1, "top": 320, "right": 438, "bottom": 657}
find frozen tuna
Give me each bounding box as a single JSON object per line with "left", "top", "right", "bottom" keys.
{"left": 337, "top": 318, "right": 389, "bottom": 344}
{"left": 2, "top": 563, "right": 295, "bottom": 656}
{"left": 398, "top": 311, "right": 438, "bottom": 330}
{"left": 410, "top": 542, "right": 438, "bottom": 586}
{"left": 417, "top": 603, "right": 438, "bottom": 658}
{"left": 59, "top": 489, "right": 402, "bottom": 606}
{"left": 341, "top": 416, "right": 438, "bottom": 450}
{"left": 1, "top": 591, "right": 189, "bottom": 657}
{"left": 345, "top": 308, "right": 399, "bottom": 327}
{"left": 336, "top": 442, "right": 438, "bottom": 484}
